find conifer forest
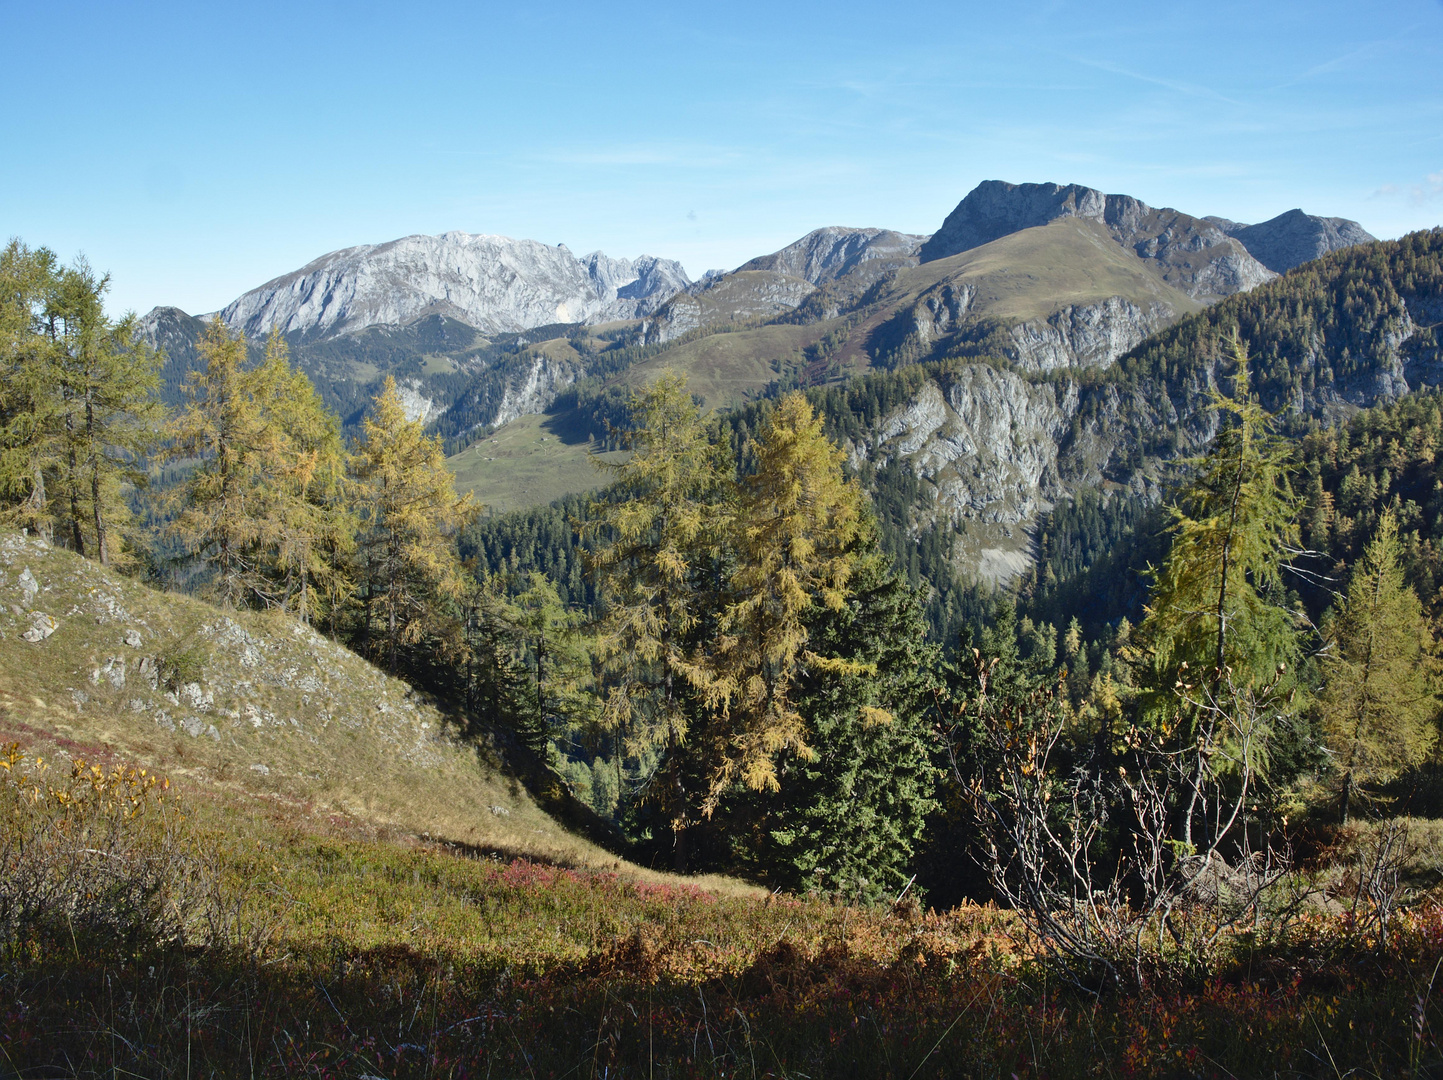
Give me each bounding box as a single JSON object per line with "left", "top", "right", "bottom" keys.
{"left": 8, "top": 228, "right": 1443, "bottom": 1077}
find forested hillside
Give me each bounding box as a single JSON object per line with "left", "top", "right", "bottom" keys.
{"left": 13, "top": 227, "right": 1443, "bottom": 1077}
{"left": 8, "top": 228, "right": 1443, "bottom": 897}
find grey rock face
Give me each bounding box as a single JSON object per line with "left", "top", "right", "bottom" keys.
{"left": 1007, "top": 297, "right": 1182, "bottom": 372}
{"left": 851, "top": 366, "right": 1076, "bottom": 528}
{"left": 737, "top": 227, "right": 926, "bottom": 284}
{"left": 1207, "top": 210, "right": 1377, "bottom": 273}
{"left": 217, "top": 232, "right": 691, "bottom": 340}
{"left": 908, "top": 283, "right": 977, "bottom": 346}
{"left": 641, "top": 271, "right": 816, "bottom": 344}
{"left": 490, "top": 355, "right": 579, "bottom": 428}
{"left": 920, "top": 181, "right": 1110, "bottom": 260}
{"left": 583, "top": 252, "right": 691, "bottom": 307}
{"left": 22, "top": 612, "right": 57, "bottom": 642}
{"left": 920, "top": 181, "right": 1274, "bottom": 301}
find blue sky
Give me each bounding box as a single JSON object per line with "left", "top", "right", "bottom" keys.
{"left": 3, "top": 0, "right": 1441, "bottom": 317}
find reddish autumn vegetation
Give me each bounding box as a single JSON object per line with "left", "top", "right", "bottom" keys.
{"left": 4, "top": 744, "right": 1443, "bottom": 1079}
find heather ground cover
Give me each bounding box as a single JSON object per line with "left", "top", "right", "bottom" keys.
{"left": 5, "top": 747, "right": 1443, "bottom": 1079}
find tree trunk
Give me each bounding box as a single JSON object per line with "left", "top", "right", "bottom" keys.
{"left": 67, "top": 445, "right": 84, "bottom": 556}
{"left": 27, "top": 466, "right": 49, "bottom": 541}
{"left": 90, "top": 459, "right": 109, "bottom": 567}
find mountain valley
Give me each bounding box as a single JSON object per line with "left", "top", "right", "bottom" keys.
{"left": 134, "top": 179, "right": 1393, "bottom": 593}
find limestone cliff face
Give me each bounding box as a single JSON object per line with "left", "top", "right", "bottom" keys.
{"left": 736, "top": 227, "right": 925, "bottom": 285}
{"left": 852, "top": 367, "right": 1076, "bottom": 527}
{"left": 907, "top": 283, "right": 977, "bottom": 346}
{"left": 219, "top": 232, "right": 691, "bottom": 339}
{"left": 844, "top": 361, "right": 1194, "bottom": 584}
{"left": 1006, "top": 297, "right": 1181, "bottom": 372}
{"left": 489, "top": 355, "right": 579, "bottom": 429}
{"left": 896, "top": 284, "right": 1182, "bottom": 372}
{"left": 847, "top": 284, "right": 1443, "bottom": 586}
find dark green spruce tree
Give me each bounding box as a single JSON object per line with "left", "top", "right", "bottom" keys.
{"left": 712, "top": 540, "right": 942, "bottom": 901}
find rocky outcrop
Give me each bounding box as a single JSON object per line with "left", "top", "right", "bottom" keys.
{"left": 641, "top": 271, "right": 816, "bottom": 344}
{"left": 737, "top": 227, "right": 925, "bottom": 285}
{"left": 489, "top": 355, "right": 579, "bottom": 429}
{"left": 892, "top": 279, "right": 1182, "bottom": 371}
{"left": 395, "top": 379, "right": 439, "bottom": 424}
{"left": 218, "top": 232, "right": 691, "bottom": 340}
{"left": 1206, "top": 210, "right": 1377, "bottom": 273}
{"left": 1007, "top": 297, "right": 1181, "bottom": 372}
{"left": 851, "top": 366, "right": 1077, "bottom": 527}
{"left": 907, "top": 283, "right": 976, "bottom": 346}
{"left": 920, "top": 181, "right": 1274, "bottom": 301}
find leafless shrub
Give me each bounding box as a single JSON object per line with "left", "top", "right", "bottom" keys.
{"left": 1332, "top": 817, "right": 1411, "bottom": 943}
{"left": 944, "top": 654, "right": 1295, "bottom": 990}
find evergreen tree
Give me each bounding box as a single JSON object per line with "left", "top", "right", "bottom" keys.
{"left": 353, "top": 375, "right": 474, "bottom": 672}
{"left": 457, "top": 571, "right": 537, "bottom": 746}
{"left": 0, "top": 241, "right": 61, "bottom": 536}
{"left": 1319, "top": 508, "right": 1440, "bottom": 822}
{"left": 701, "top": 391, "right": 868, "bottom": 810}
{"left": 582, "top": 373, "right": 727, "bottom": 868}
{"left": 511, "top": 570, "right": 597, "bottom": 754}
{"left": 728, "top": 548, "right": 941, "bottom": 900}
{"left": 1134, "top": 343, "right": 1306, "bottom": 843}
{"left": 0, "top": 247, "right": 161, "bottom": 564}
{"left": 1138, "top": 344, "right": 1303, "bottom": 695}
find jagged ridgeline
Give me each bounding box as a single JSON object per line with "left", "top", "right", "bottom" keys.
{"left": 466, "top": 229, "right": 1443, "bottom": 646}
{"left": 138, "top": 182, "right": 1379, "bottom": 471}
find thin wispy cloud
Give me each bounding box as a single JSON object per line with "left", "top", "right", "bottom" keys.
{"left": 1069, "top": 56, "right": 1247, "bottom": 108}
{"left": 1266, "top": 37, "right": 1401, "bottom": 90}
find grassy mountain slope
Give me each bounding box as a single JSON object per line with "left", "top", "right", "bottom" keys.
{"left": 840, "top": 217, "right": 1200, "bottom": 368}
{"left": 447, "top": 412, "right": 626, "bottom": 514}
{"left": 0, "top": 531, "right": 682, "bottom": 874}
{"left": 899, "top": 217, "right": 1197, "bottom": 323}
{"left": 445, "top": 219, "right": 1204, "bottom": 511}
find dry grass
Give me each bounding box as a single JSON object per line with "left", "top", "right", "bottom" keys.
{"left": 620, "top": 323, "right": 839, "bottom": 412}
{"left": 0, "top": 531, "right": 754, "bottom": 894}
{"left": 6, "top": 779, "right": 1443, "bottom": 1079}
{"left": 891, "top": 218, "right": 1201, "bottom": 324}
{"left": 446, "top": 411, "right": 623, "bottom": 512}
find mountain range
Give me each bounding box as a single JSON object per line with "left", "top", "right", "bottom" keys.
{"left": 140, "top": 181, "right": 1375, "bottom": 435}
{"left": 139, "top": 180, "right": 1397, "bottom": 588}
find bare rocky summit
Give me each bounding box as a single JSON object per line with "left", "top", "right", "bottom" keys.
{"left": 1206, "top": 209, "right": 1377, "bottom": 273}
{"left": 735, "top": 227, "right": 926, "bottom": 285}
{"left": 218, "top": 231, "right": 691, "bottom": 339}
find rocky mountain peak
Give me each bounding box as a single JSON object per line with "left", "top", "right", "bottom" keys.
{"left": 1206, "top": 210, "right": 1377, "bottom": 273}
{"left": 919, "top": 181, "right": 1109, "bottom": 261}
{"left": 736, "top": 226, "right": 927, "bottom": 285}
{"left": 217, "top": 232, "right": 692, "bottom": 341}
{"left": 920, "top": 180, "right": 1274, "bottom": 302}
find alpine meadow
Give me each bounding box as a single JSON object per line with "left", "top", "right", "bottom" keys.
{"left": 7, "top": 33, "right": 1443, "bottom": 1070}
